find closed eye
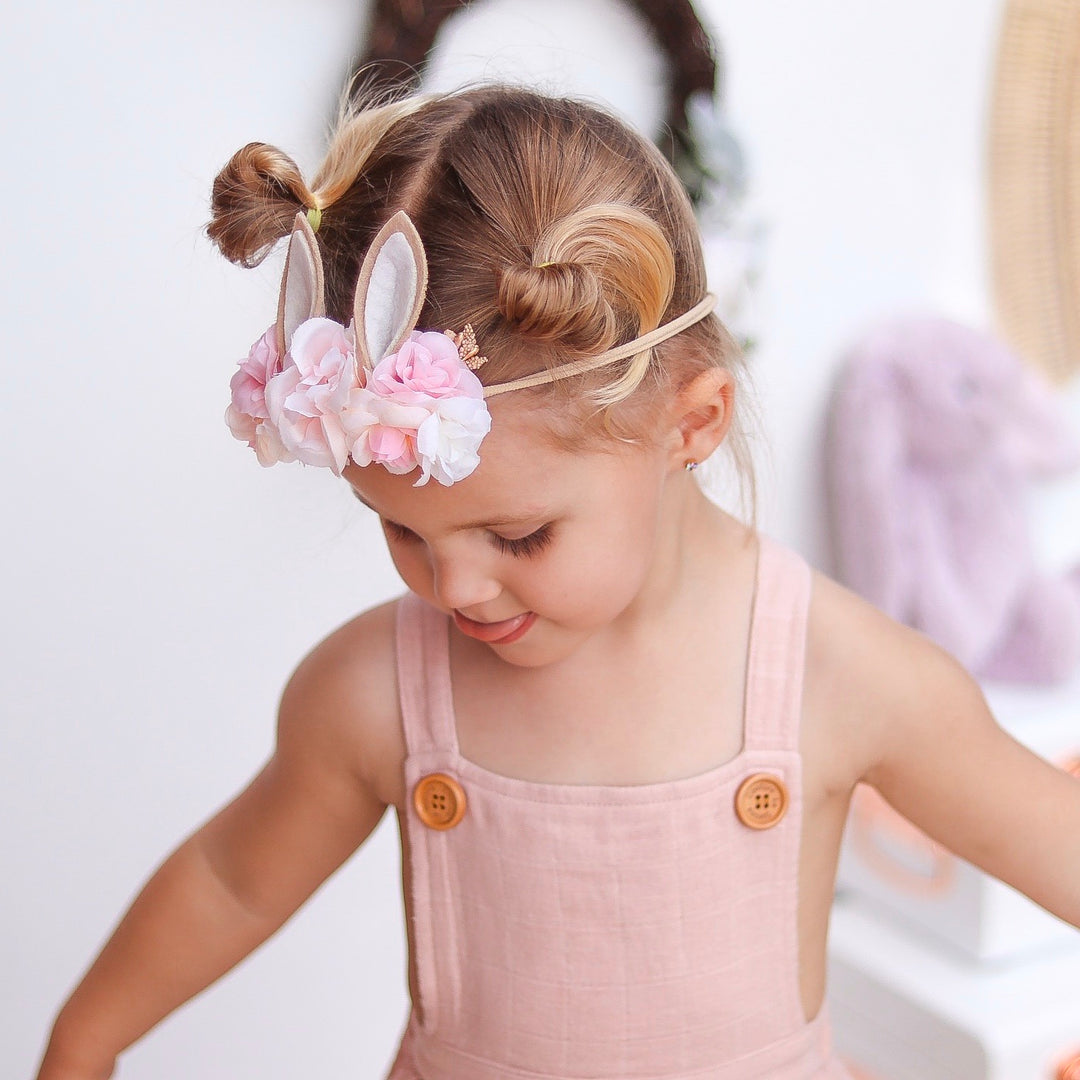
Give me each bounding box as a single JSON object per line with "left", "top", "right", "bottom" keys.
{"left": 382, "top": 518, "right": 554, "bottom": 558}
{"left": 491, "top": 524, "right": 554, "bottom": 558}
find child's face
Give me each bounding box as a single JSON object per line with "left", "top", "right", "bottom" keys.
{"left": 344, "top": 401, "right": 678, "bottom": 668}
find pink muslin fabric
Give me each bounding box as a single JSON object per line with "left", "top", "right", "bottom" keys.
{"left": 386, "top": 533, "right": 854, "bottom": 1079}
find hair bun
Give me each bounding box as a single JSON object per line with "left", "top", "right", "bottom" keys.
{"left": 207, "top": 142, "right": 316, "bottom": 269}
{"left": 496, "top": 261, "right": 617, "bottom": 353}
{"left": 495, "top": 203, "right": 676, "bottom": 356}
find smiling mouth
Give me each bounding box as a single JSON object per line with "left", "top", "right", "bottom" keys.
{"left": 453, "top": 610, "right": 537, "bottom": 644}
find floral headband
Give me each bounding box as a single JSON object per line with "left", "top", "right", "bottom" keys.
{"left": 226, "top": 210, "right": 717, "bottom": 486}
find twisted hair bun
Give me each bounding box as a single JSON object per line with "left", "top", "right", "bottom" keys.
{"left": 497, "top": 261, "right": 615, "bottom": 352}
{"left": 207, "top": 142, "right": 316, "bottom": 268}
{"left": 495, "top": 203, "right": 676, "bottom": 355}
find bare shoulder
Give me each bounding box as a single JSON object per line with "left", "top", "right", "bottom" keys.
{"left": 803, "top": 567, "right": 1080, "bottom": 927}
{"left": 802, "top": 566, "right": 975, "bottom": 795}
{"left": 277, "top": 597, "right": 406, "bottom": 808}
{"left": 803, "top": 565, "right": 989, "bottom": 794}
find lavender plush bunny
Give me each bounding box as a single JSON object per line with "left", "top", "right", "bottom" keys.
{"left": 825, "top": 316, "right": 1080, "bottom": 684}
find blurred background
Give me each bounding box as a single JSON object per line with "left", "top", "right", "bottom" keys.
{"left": 3, "top": 1, "right": 1079, "bottom": 1078}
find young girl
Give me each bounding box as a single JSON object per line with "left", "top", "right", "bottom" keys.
{"left": 35, "top": 85, "right": 1080, "bottom": 1080}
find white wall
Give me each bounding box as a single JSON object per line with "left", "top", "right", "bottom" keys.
{"left": 4, "top": 2, "right": 1076, "bottom": 1078}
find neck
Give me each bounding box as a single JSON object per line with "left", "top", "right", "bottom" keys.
{"left": 613, "top": 469, "right": 751, "bottom": 640}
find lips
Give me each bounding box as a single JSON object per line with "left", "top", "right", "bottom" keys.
{"left": 453, "top": 609, "right": 537, "bottom": 644}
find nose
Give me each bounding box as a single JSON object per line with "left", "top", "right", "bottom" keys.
{"left": 430, "top": 550, "right": 502, "bottom": 613}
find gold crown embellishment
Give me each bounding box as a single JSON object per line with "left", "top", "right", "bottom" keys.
{"left": 444, "top": 324, "right": 489, "bottom": 371}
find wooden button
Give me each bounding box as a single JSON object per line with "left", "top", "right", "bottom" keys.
{"left": 735, "top": 773, "right": 788, "bottom": 829}
{"left": 413, "top": 773, "right": 466, "bottom": 830}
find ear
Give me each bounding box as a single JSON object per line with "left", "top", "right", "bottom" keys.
{"left": 665, "top": 368, "right": 735, "bottom": 467}
{"left": 353, "top": 210, "right": 429, "bottom": 370}
{"left": 275, "top": 212, "right": 326, "bottom": 356}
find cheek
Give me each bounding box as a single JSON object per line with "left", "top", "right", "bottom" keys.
{"left": 385, "top": 539, "right": 433, "bottom": 591}
{"left": 539, "top": 520, "right": 657, "bottom": 617}
{"left": 585, "top": 543, "right": 653, "bottom": 600}
{"left": 587, "top": 502, "right": 662, "bottom": 598}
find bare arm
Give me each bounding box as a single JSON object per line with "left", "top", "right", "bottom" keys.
{"left": 820, "top": 572, "right": 1080, "bottom": 930}
{"left": 36, "top": 610, "right": 397, "bottom": 1079}
{"left": 865, "top": 643, "right": 1080, "bottom": 930}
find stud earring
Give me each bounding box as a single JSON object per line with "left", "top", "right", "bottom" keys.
{"left": 685, "top": 461, "right": 699, "bottom": 472}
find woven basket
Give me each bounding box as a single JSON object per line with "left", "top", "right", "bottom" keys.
{"left": 988, "top": 0, "right": 1080, "bottom": 385}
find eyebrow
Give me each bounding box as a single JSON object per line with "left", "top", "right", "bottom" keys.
{"left": 349, "top": 488, "right": 550, "bottom": 531}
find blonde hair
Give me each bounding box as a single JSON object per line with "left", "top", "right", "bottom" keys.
{"left": 207, "top": 86, "right": 759, "bottom": 527}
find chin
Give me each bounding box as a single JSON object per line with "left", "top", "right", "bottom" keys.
{"left": 486, "top": 621, "right": 598, "bottom": 669}
{"left": 492, "top": 645, "right": 575, "bottom": 669}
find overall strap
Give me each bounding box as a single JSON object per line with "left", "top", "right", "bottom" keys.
{"left": 395, "top": 592, "right": 460, "bottom": 757}
{"left": 741, "top": 533, "right": 813, "bottom": 753}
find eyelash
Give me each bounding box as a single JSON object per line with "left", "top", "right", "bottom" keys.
{"left": 382, "top": 520, "right": 554, "bottom": 559}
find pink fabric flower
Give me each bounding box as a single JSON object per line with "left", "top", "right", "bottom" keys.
{"left": 226, "top": 325, "right": 295, "bottom": 467}
{"left": 343, "top": 331, "right": 490, "bottom": 486}
{"left": 344, "top": 393, "right": 429, "bottom": 475}
{"left": 228, "top": 322, "right": 491, "bottom": 485}
{"left": 264, "top": 318, "right": 360, "bottom": 475}
{"left": 368, "top": 331, "right": 474, "bottom": 401}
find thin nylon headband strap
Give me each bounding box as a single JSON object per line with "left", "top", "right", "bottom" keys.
{"left": 481, "top": 293, "right": 718, "bottom": 399}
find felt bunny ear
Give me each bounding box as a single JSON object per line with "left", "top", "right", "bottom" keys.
{"left": 275, "top": 212, "right": 326, "bottom": 356}
{"left": 353, "top": 210, "right": 428, "bottom": 370}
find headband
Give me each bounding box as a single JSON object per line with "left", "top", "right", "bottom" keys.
{"left": 225, "top": 210, "right": 716, "bottom": 486}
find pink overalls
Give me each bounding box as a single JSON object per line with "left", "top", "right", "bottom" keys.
{"left": 387, "top": 532, "right": 854, "bottom": 1079}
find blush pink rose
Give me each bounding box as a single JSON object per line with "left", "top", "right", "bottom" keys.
{"left": 264, "top": 317, "right": 360, "bottom": 475}
{"left": 230, "top": 325, "right": 279, "bottom": 419}
{"left": 368, "top": 331, "right": 481, "bottom": 403}
{"left": 226, "top": 325, "right": 295, "bottom": 466}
